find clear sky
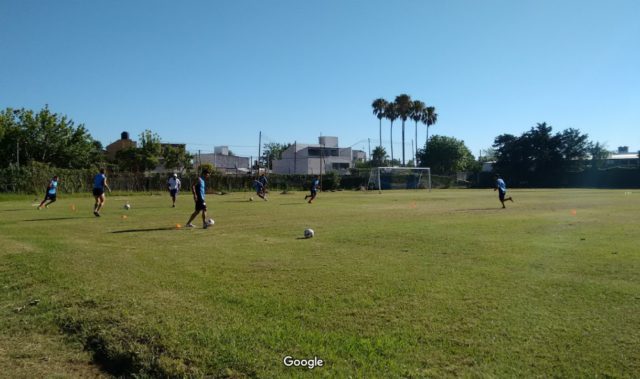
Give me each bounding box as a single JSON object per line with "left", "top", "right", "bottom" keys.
{"left": 1, "top": 0, "right": 639, "bottom": 161}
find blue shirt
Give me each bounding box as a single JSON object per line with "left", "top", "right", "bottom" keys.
{"left": 496, "top": 178, "right": 507, "bottom": 192}
{"left": 311, "top": 179, "right": 319, "bottom": 190}
{"left": 196, "top": 177, "right": 206, "bottom": 200}
{"left": 48, "top": 180, "right": 58, "bottom": 195}
{"left": 93, "top": 173, "right": 106, "bottom": 190}
{"left": 258, "top": 176, "right": 268, "bottom": 186}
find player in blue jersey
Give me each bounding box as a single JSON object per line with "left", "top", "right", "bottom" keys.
{"left": 186, "top": 169, "right": 212, "bottom": 229}
{"left": 92, "top": 168, "right": 112, "bottom": 217}
{"left": 304, "top": 175, "right": 320, "bottom": 204}
{"left": 254, "top": 173, "right": 268, "bottom": 201}
{"left": 38, "top": 175, "right": 59, "bottom": 209}
{"left": 494, "top": 174, "right": 513, "bottom": 208}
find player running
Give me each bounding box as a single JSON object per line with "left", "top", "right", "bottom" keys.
{"left": 38, "top": 175, "right": 59, "bottom": 209}
{"left": 304, "top": 175, "right": 320, "bottom": 204}
{"left": 494, "top": 174, "right": 514, "bottom": 208}
{"left": 186, "top": 169, "right": 212, "bottom": 229}
{"left": 92, "top": 168, "right": 111, "bottom": 217}
{"left": 254, "top": 173, "right": 268, "bottom": 201}
{"left": 167, "top": 173, "right": 181, "bottom": 207}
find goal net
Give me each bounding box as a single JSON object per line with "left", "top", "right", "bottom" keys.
{"left": 367, "top": 167, "right": 431, "bottom": 192}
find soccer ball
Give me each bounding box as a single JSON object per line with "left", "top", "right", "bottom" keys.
{"left": 304, "top": 228, "right": 314, "bottom": 238}
{"left": 249, "top": 197, "right": 254, "bottom": 201}
{"left": 206, "top": 218, "right": 215, "bottom": 226}
{"left": 124, "top": 203, "right": 131, "bottom": 210}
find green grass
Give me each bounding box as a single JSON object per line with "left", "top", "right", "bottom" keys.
{"left": 1, "top": 189, "right": 639, "bottom": 377}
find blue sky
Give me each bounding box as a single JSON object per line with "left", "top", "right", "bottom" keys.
{"left": 1, "top": 0, "right": 639, "bottom": 162}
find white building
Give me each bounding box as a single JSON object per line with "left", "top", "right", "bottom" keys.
{"left": 197, "top": 146, "right": 250, "bottom": 174}
{"left": 272, "top": 137, "right": 353, "bottom": 175}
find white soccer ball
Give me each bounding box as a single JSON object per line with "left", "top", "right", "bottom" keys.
{"left": 124, "top": 203, "right": 131, "bottom": 210}
{"left": 207, "top": 218, "right": 215, "bottom": 226}
{"left": 249, "top": 197, "right": 254, "bottom": 201}
{"left": 304, "top": 228, "right": 314, "bottom": 238}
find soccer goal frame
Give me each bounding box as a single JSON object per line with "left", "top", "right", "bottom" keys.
{"left": 367, "top": 167, "right": 432, "bottom": 193}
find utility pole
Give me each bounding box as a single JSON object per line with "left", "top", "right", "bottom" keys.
{"left": 368, "top": 138, "right": 371, "bottom": 161}
{"left": 258, "top": 131, "right": 262, "bottom": 174}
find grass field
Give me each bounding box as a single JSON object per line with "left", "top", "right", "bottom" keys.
{"left": 1, "top": 189, "right": 639, "bottom": 378}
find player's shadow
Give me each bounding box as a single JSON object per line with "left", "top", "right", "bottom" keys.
{"left": 24, "top": 217, "right": 92, "bottom": 221}
{"left": 111, "top": 227, "right": 177, "bottom": 234}
{"left": 454, "top": 208, "right": 499, "bottom": 212}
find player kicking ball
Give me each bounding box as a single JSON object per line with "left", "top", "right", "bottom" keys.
{"left": 92, "top": 168, "right": 112, "bottom": 217}
{"left": 494, "top": 174, "right": 513, "bottom": 208}
{"left": 186, "top": 169, "right": 212, "bottom": 229}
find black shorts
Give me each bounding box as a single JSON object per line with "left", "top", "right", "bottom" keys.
{"left": 499, "top": 190, "right": 506, "bottom": 201}
{"left": 44, "top": 193, "right": 56, "bottom": 201}
{"left": 93, "top": 188, "right": 104, "bottom": 197}
{"left": 170, "top": 189, "right": 178, "bottom": 197}
{"left": 310, "top": 189, "right": 317, "bottom": 196}
{"left": 195, "top": 199, "right": 207, "bottom": 212}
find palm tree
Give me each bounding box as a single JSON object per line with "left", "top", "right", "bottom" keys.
{"left": 410, "top": 100, "right": 425, "bottom": 166}
{"left": 394, "top": 94, "right": 412, "bottom": 166}
{"left": 421, "top": 106, "right": 438, "bottom": 158}
{"left": 371, "top": 98, "right": 388, "bottom": 148}
{"left": 384, "top": 101, "right": 398, "bottom": 164}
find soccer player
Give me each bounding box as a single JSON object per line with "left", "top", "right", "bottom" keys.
{"left": 92, "top": 168, "right": 111, "bottom": 217}
{"left": 38, "top": 175, "right": 59, "bottom": 209}
{"left": 494, "top": 174, "right": 514, "bottom": 208}
{"left": 186, "top": 169, "right": 211, "bottom": 229}
{"left": 167, "top": 173, "right": 181, "bottom": 207}
{"left": 254, "top": 173, "right": 268, "bottom": 201}
{"left": 304, "top": 175, "right": 320, "bottom": 204}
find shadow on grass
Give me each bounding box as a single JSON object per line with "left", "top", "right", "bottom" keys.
{"left": 111, "top": 227, "right": 177, "bottom": 234}
{"left": 280, "top": 203, "right": 306, "bottom": 206}
{"left": 24, "top": 217, "right": 93, "bottom": 221}
{"left": 454, "top": 207, "right": 500, "bottom": 212}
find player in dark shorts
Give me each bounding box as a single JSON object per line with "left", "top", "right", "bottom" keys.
{"left": 254, "top": 173, "right": 268, "bottom": 201}
{"left": 494, "top": 174, "right": 514, "bottom": 208}
{"left": 186, "top": 169, "right": 212, "bottom": 229}
{"left": 38, "top": 175, "right": 59, "bottom": 209}
{"left": 92, "top": 168, "right": 112, "bottom": 217}
{"left": 304, "top": 175, "right": 320, "bottom": 204}
{"left": 167, "top": 173, "right": 181, "bottom": 207}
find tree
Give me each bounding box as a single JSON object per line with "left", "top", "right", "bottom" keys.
{"left": 371, "top": 146, "right": 388, "bottom": 167}
{"left": 417, "top": 135, "right": 474, "bottom": 174}
{"left": 371, "top": 98, "right": 388, "bottom": 148}
{"left": 588, "top": 142, "right": 609, "bottom": 169}
{"left": 261, "top": 142, "right": 292, "bottom": 169}
{"left": 384, "top": 101, "right": 398, "bottom": 164}
{"left": 138, "top": 130, "right": 162, "bottom": 172}
{"left": 494, "top": 123, "right": 594, "bottom": 185}
{"left": 421, "top": 106, "right": 438, "bottom": 152}
{"left": 163, "top": 145, "right": 194, "bottom": 174}
{"left": 0, "top": 106, "right": 103, "bottom": 169}
{"left": 409, "top": 100, "right": 425, "bottom": 166}
{"left": 394, "top": 94, "right": 412, "bottom": 166}
{"left": 559, "top": 128, "right": 590, "bottom": 172}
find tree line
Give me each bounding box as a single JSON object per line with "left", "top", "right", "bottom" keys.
{"left": 0, "top": 106, "right": 193, "bottom": 174}
{"left": 371, "top": 94, "right": 438, "bottom": 166}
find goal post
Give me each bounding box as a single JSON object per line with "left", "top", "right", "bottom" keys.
{"left": 367, "top": 167, "right": 431, "bottom": 193}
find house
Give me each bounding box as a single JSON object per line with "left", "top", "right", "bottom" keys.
{"left": 106, "top": 131, "right": 137, "bottom": 160}
{"left": 271, "top": 136, "right": 353, "bottom": 175}
{"left": 352, "top": 150, "right": 367, "bottom": 163}
{"left": 197, "top": 146, "right": 250, "bottom": 174}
